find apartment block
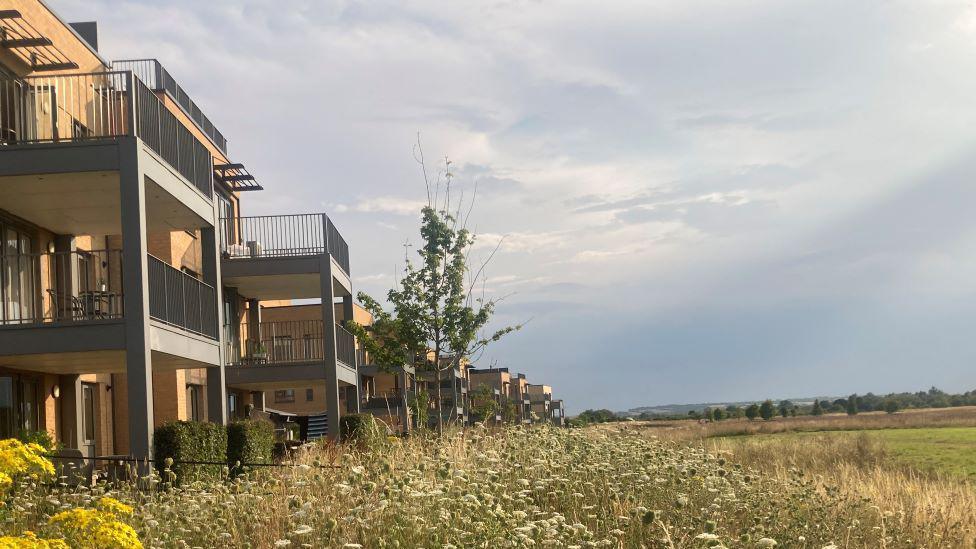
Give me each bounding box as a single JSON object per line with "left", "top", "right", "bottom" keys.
{"left": 0, "top": 1, "right": 358, "bottom": 459}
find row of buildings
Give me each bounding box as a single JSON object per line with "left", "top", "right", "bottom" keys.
{"left": 0, "top": 0, "right": 564, "bottom": 459}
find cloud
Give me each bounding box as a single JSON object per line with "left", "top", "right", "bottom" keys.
{"left": 53, "top": 0, "right": 976, "bottom": 413}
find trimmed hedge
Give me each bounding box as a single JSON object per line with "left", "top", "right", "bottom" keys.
{"left": 153, "top": 421, "right": 227, "bottom": 483}
{"left": 227, "top": 420, "right": 275, "bottom": 474}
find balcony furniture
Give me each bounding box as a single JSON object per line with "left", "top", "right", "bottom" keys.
{"left": 78, "top": 290, "right": 121, "bottom": 319}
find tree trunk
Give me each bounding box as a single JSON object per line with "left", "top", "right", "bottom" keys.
{"left": 435, "top": 370, "right": 443, "bottom": 435}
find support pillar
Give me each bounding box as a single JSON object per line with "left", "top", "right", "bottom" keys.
{"left": 320, "top": 256, "right": 341, "bottom": 440}
{"left": 58, "top": 374, "right": 84, "bottom": 450}
{"left": 201, "top": 223, "right": 227, "bottom": 425}
{"left": 119, "top": 137, "right": 154, "bottom": 460}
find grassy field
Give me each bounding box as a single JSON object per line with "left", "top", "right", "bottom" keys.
{"left": 4, "top": 424, "right": 974, "bottom": 548}
{"left": 735, "top": 427, "right": 976, "bottom": 479}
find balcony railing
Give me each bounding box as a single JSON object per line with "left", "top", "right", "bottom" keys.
{"left": 147, "top": 254, "right": 217, "bottom": 339}
{"left": 219, "top": 213, "right": 350, "bottom": 275}
{"left": 0, "top": 71, "right": 213, "bottom": 199}
{"left": 0, "top": 250, "right": 123, "bottom": 325}
{"left": 230, "top": 319, "right": 357, "bottom": 368}
{"left": 336, "top": 324, "right": 356, "bottom": 367}
{"left": 112, "top": 59, "right": 228, "bottom": 154}
{"left": 234, "top": 319, "right": 324, "bottom": 365}
{"left": 361, "top": 388, "right": 413, "bottom": 411}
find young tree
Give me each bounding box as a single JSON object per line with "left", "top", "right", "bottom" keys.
{"left": 469, "top": 385, "right": 500, "bottom": 424}
{"left": 759, "top": 400, "right": 775, "bottom": 421}
{"left": 745, "top": 404, "right": 760, "bottom": 421}
{"left": 811, "top": 399, "right": 824, "bottom": 416}
{"left": 846, "top": 394, "right": 859, "bottom": 416}
{"left": 725, "top": 405, "right": 742, "bottom": 418}
{"left": 712, "top": 407, "right": 726, "bottom": 421}
{"left": 349, "top": 151, "right": 520, "bottom": 433}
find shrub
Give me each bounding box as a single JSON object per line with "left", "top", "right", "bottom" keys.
{"left": 227, "top": 420, "right": 275, "bottom": 474}
{"left": 17, "top": 429, "right": 57, "bottom": 451}
{"left": 339, "top": 413, "right": 385, "bottom": 449}
{"left": 153, "top": 421, "right": 227, "bottom": 483}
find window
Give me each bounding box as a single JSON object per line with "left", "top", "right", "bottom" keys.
{"left": 216, "top": 192, "right": 236, "bottom": 248}
{"left": 274, "top": 389, "right": 295, "bottom": 403}
{"left": 1, "top": 224, "right": 34, "bottom": 324}
{"left": 82, "top": 383, "right": 95, "bottom": 443}
{"left": 305, "top": 388, "right": 314, "bottom": 402}
{"left": 187, "top": 385, "right": 202, "bottom": 421}
{"left": 227, "top": 393, "right": 238, "bottom": 418}
{"left": 0, "top": 376, "right": 42, "bottom": 439}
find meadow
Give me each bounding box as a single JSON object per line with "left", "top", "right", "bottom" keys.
{"left": 0, "top": 418, "right": 974, "bottom": 548}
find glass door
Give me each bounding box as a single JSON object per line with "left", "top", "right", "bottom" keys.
{"left": 1, "top": 223, "right": 34, "bottom": 324}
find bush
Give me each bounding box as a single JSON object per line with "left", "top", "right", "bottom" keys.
{"left": 339, "top": 414, "right": 385, "bottom": 449}
{"left": 17, "top": 429, "right": 57, "bottom": 451}
{"left": 227, "top": 420, "right": 275, "bottom": 474}
{"left": 153, "top": 421, "right": 227, "bottom": 483}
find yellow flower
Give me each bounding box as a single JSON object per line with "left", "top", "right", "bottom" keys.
{"left": 0, "top": 439, "right": 55, "bottom": 485}
{"left": 96, "top": 497, "right": 134, "bottom": 517}
{"left": 50, "top": 508, "right": 142, "bottom": 549}
{"left": 0, "top": 531, "right": 69, "bottom": 549}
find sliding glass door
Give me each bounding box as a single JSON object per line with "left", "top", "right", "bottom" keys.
{"left": 1, "top": 223, "right": 34, "bottom": 324}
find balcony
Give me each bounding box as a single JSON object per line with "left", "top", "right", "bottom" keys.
{"left": 220, "top": 213, "right": 349, "bottom": 275}
{"left": 147, "top": 255, "right": 217, "bottom": 339}
{"left": 0, "top": 250, "right": 220, "bottom": 369}
{"left": 361, "top": 388, "right": 414, "bottom": 412}
{"left": 112, "top": 59, "right": 227, "bottom": 154}
{"left": 0, "top": 70, "right": 213, "bottom": 199}
{"left": 0, "top": 249, "right": 123, "bottom": 326}
{"left": 229, "top": 319, "right": 355, "bottom": 367}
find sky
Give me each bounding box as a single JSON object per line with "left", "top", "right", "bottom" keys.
{"left": 54, "top": 0, "right": 976, "bottom": 413}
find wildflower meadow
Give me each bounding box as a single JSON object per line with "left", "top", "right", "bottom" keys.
{"left": 0, "top": 425, "right": 968, "bottom": 548}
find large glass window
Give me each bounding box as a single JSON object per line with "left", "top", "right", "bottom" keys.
{"left": 1, "top": 223, "right": 34, "bottom": 324}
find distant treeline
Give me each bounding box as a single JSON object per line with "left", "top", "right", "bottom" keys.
{"left": 571, "top": 387, "right": 976, "bottom": 426}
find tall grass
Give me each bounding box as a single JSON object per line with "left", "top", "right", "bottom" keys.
{"left": 706, "top": 432, "right": 976, "bottom": 546}
{"left": 1, "top": 426, "right": 954, "bottom": 547}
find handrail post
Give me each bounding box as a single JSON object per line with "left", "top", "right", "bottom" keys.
{"left": 124, "top": 71, "right": 135, "bottom": 137}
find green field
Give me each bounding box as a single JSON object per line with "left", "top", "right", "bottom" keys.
{"left": 875, "top": 427, "right": 976, "bottom": 479}
{"left": 734, "top": 427, "right": 976, "bottom": 479}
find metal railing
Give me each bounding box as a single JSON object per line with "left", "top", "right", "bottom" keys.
{"left": 219, "top": 213, "right": 350, "bottom": 275}
{"left": 147, "top": 254, "right": 217, "bottom": 339}
{"left": 0, "top": 72, "right": 130, "bottom": 144}
{"left": 0, "top": 70, "right": 213, "bottom": 199}
{"left": 0, "top": 250, "right": 123, "bottom": 325}
{"left": 336, "top": 324, "right": 356, "bottom": 367}
{"left": 361, "top": 389, "right": 413, "bottom": 411}
{"left": 234, "top": 319, "right": 325, "bottom": 365}
{"left": 112, "top": 59, "right": 228, "bottom": 154}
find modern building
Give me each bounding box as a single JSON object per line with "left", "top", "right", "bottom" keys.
{"left": 527, "top": 384, "right": 552, "bottom": 423}
{"left": 0, "top": 1, "right": 358, "bottom": 459}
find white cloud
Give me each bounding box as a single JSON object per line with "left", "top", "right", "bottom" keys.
{"left": 53, "top": 0, "right": 976, "bottom": 412}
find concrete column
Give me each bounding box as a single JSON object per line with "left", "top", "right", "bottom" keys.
{"left": 320, "top": 256, "right": 341, "bottom": 439}
{"left": 201, "top": 223, "right": 227, "bottom": 425}
{"left": 246, "top": 299, "right": 261, "bottom": 354}
{"left": 119, "top": 137, "right": 154, "bottom": 460}
{"left": 58, "top": 375, "right": 84, "bottom": 450}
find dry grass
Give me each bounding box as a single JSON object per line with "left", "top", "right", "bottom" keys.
{"left": 625, "top": 406, "right": 976, "bottom": 444}
{"left": 706, "top": 432, "right": 976, "bottom": 546}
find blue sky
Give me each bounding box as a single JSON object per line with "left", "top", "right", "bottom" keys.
{"left": 55, "top": 0, "right": 976, "bottom": 412}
